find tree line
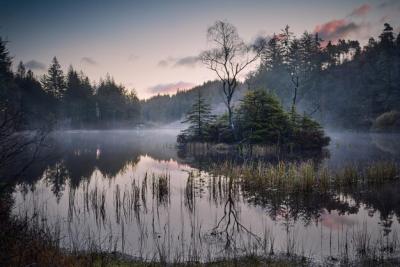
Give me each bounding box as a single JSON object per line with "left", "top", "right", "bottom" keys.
{"left": 0, "top": 44, "right": 140, "bottom": 130}
{"left": 248, "top": 23, "right": 400, "bottom": 129}
{"left": 178, "top": 21, "right": 400, "bottom": 148}
{"left": 1, "top": 22, "right": 400, "bottom": 131}
{"left": 145, "top": 22, "right": 400, "bottom": 131}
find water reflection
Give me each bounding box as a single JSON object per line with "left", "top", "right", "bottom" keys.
{"left": 9, "top": 130, "right": 400, "bottom": 262}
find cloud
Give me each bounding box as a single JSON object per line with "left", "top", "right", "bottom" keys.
{"left": 157, "top": 55, "right": 200, "bottom": 68}
{"left": 128, "top": 54, "right": 139, "bottom": 62}
{"left": 174, "top": 56, "right": 200, "bottom": 68}
{"left": 377, "top": 0, "right": 398, "bottom": 9}
{"left": 147, "top": 81, "right": 195, "bottom": 94}
{"left": 314, "top": 19, "right": 363, "bottom": 42}
{"left": 349, "top": 4, "right": 371, "bottom": 17}
{"left": 25, "top": 60, "right": 46, "bottom": 70}
{"left": 81, "top": 57, "right": 98, "bottom": 65}
{"left": 157, "top": 59, "right": 171, "bottom": 67}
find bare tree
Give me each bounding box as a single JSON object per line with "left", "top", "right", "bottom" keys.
{"left": 201, "top": 20, "right": 265, "bottom": 133}
{"left": 0, "top": 104, "right": 49, "bottom": 192}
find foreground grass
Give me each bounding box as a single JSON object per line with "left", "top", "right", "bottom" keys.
{"left": 2, "top": 160, "right": 400, "bottom": 267}
{"left": 0, "top": 191, "right": 305, "bottom": 267}
{"left": 96, "top": 256, "right": 306, "bottom": 267}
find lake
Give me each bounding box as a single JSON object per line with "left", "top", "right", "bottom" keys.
{"left": 11, "top": 130, "right": 400, "bottom": 263}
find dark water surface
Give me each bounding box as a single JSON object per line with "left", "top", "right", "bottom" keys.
{"left": 11, "top": 130, "right": 400, "bottom": 262}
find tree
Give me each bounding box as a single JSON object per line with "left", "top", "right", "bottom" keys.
{"left": 379, "top": 23, "right": 395, "bottom": 50}
{"left": 262, "top": 34, "right": 283, "bottom": 70}
{"left": 279, "top": 27, "right": 322, "bottom": 113}
{"left": 15, "top": 66, "right": 53, "bottom": 127}
{"left": 0, "top": 37, "right": 12, "bottom": 82}
{"left": 64, "top": 67, "right": 96, "bottom": 126}
{"left": 95, "top": 75, "right": 140, "bottom": 125}
{"left": 0, "top": 41, "right": 49, "bottom": 182}
{"left": 236, "top": 90, "right": 290, "bottom": 144}
{"left": 41, "top": 57, "right": 65, "bottom": 99}
{"left": 96, "top": 76, "right": 125, "bottom": 122}
{"left": 179, "top": 91, "right": 214, "bottom": 142}
{"left": 0, "top": 37, "right": 14, "bottom": 102}
{"left": 16, "top": 61, "right": 26, "bottom": 79}
{"left": 201, "top": 20, "right": 265, "bottom": 132}
{"left": 125, "top": 90, "right": 141, "bottom": 122}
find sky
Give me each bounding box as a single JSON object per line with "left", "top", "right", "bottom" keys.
{"left": 1, "top": 0, "right": 399, "bottom": 99}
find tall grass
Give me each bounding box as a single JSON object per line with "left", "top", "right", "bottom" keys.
{"left": 209, "top": 160, "right": 399, "bottom": 193}
{"left": 4, "top": 160, "right": 400, "bottom": 266}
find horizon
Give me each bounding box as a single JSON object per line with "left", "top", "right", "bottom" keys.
{"left": 1, "top": 0, "right": 400, "bottom": 99}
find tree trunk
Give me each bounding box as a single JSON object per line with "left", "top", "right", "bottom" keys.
{"left": 227, "top": 100, "right": 234, "bottom": 131}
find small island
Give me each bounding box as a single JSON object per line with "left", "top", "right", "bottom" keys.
{"left": 178, "top": 89, "right": 330, "bottom": 151}
{"left": 177, "top": 21, "right": 329, "bottom": 152}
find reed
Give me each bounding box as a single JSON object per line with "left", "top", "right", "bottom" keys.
{"left": 209, "top": 160, "right": 400, "bottom": 193}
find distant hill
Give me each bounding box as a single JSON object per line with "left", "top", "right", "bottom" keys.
{"left": 140, "top": 80, "right": 246, "bottom": 123}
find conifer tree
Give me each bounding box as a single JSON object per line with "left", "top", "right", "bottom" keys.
{"left": 0, "top": 37, "right": 13, "bottom": 96}
{"left": 41, "top": 57, "right": 65, "bottom": 99}
{"left": 181, "top": 91, "right": 214, "bottom": 141}
{"left": 0, "top": 37, "right": 18, "bottom": 111}
{"left": 0, "top": 37, "right": 12, "bottom": 80}
{"left": 236, "top": 90, "right": 290, "bottom": 144}
{"left": 16, "top": 61, "right": 26, "bottom": 79}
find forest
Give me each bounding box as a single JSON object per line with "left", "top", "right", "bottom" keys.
{"left": 1, "top": 23, "right": 399, "bottom": 132}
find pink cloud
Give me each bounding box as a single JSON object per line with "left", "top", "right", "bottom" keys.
{"left": 349, "top": 4, "right": 371, "bottom": 17}
{"left": 314, "top": 19, "right": 363, "bottom": 43}
{"left": 147, "top": 81, "right": 195, "bottom": 95}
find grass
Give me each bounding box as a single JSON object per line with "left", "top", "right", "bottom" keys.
{"left": 0, "top": 205, "right": 306, "bottom": 267}
{"left": 3, "top": 160, "right": 400, "bottom": 266}
{"left": 93, "top": 255, "right": 307, "bottom": 266}
{"left": 208, "top": 160, "right": 400, "bottom": 193}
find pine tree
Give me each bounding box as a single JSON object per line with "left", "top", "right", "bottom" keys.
{"left": 262, "top": 34, "right": 283, "bottom": 70}
{"left": 236, "top": 90, "right": 290, "bottom": 144}
{"left": 16, "top": 61, "right": 26, "bottom": 79}
{"left": 0, "top": 37, "right": 17, "bottom": 109}
{"left": 0, "top": 37, "right": 12, "bottom": 81}
{"left": 0, "top": 37, "right": 13, "bottom": 93}
{"left": 379, "top": 23, "right": 395, "bottom": 50}
{"left": 41, "top": 57, "right": 65, "bottom": 99}
{"left": 181, "top": 91, "right": 214, "bottom": 142}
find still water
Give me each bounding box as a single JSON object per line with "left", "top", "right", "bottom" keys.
{"left": 11, "top": 130, "right": 400, "bottom": 262}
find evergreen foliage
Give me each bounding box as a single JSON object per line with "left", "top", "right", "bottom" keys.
{"left": 179, "top": 92, "right": 214, "bottom": 142}
{"left": 0, "top": 37, "right": 15, "bottom": 104}
{"left": 1, "top": 22, "right": 400, "bottom": 133}
{"left": 178, "top": 89, "right": 330, "bottom": 150}
{"left": 250, "top": 23, "right": 400, "bottom": 130}
{"left": 236, "top": 90, "right": 290, "bottom": 144}
{"left": 64, "top": 67, "right": 96, "bottom": 126}
{"left": 96, "top": 76, "right": 140, "bottom": 125}
{"left": 0, "top": 38, "right": 141, "bottom": 129}
{"left": 41, "top": 57, "right": 66, "bottom": 99}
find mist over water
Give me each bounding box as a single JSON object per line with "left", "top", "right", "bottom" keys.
{"left": 10, "top": 129, "right": 400, "bottom": 262}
